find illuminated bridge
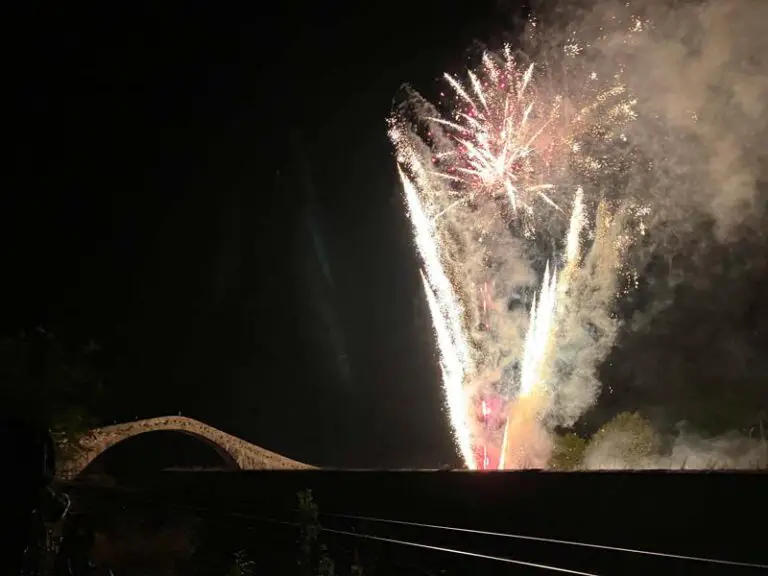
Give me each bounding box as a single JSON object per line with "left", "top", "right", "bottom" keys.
{"left": 55, "top": 415, "right": 313, "bottom": 479}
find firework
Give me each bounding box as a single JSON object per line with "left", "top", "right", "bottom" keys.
{"left": 397, "top": 166, "right": 475, "bottom": 467}
{"left": 391, "top": 37, "right": 641, "bottom": 469}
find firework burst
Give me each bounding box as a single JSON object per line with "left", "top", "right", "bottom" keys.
{"left": 425, "top": 47, "right": 566, "bottom": 239}
{"left": 391, "top": 34, "right": 643, "bottom": 469}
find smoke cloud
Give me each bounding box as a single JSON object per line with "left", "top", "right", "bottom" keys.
{"left": 392, "top": 0, "right": 768, "bottom": 469}
{"left": 583, "top": 427, "right": 768, "bottom": 470}
{"left": 529, "top": 0, "right": 768, "bottom": 461}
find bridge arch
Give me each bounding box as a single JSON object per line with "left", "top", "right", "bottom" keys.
{"left": 80, "top": 429, "right": 240, "bottom": 478}
{"left": 58, "top": 416, "right": 312, "bottom": 479}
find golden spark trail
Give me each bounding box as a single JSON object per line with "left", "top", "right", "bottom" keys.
{"left": 499, "top": 189, "right": 586, "bottom": 468}
{"left": 519, "top": 262, "right": 558, "bottom": 397}
{"left": 398, "top": 168, "right": 475, "bottom": 468}
{"left": 519, "top": 189, "right": 585, "bottom": 398}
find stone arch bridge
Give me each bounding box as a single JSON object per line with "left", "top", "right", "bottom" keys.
{"left": 56, "top": 416, "right": 313, "bottom": 479}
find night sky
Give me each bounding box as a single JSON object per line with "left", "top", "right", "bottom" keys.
{"left": 7, "top": 0, "right": 519, "bottom": 467}
{"left": 6, "top": 1, "right": 767, "bottom": 468}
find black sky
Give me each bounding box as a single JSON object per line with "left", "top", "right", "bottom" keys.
{"left": 6, "top": 1, "right": 767, "bottom": 468}
{"left": 6, "top": 0, "right": 522, "bottom": 467}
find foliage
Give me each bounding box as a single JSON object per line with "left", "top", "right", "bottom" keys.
{"left": 297, "top": 489, "right": 320, "bottom": 576}
{"left": 0, "top": 328, "right": 106, "bottom": 453}
{"left": 296, "top": 489, "right": 340, "bottom": 576}
{"left": 549, "top": 432, "right": 588, "bottom": 470}
{"left": 228, "top": 550, "right": 256, "bottom": 576}
{"left": 587, "top": 411, "right": 661, "bottom": 467}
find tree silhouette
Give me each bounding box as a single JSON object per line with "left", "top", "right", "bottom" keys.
{"left": 0, "top": 328, "right": 106, "bottom": 447}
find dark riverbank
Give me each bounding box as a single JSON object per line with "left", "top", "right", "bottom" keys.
{"left": 62, "top": 469, "right": 766, "bottom": 574}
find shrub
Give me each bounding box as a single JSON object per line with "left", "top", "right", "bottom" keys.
{"left": 549, "top": 433, "right": 588, "bottom": 470}
{"left": 585, "top": 411, "right": 661, "bottom": 468}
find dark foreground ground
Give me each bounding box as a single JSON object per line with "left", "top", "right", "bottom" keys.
{"left": 60, "top": 470, "right": 767, "bottom": 575}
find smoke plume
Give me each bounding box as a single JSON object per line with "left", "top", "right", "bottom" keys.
{"left": 392, "top": 0, "right": 768, "bottom": 469}
{"left": 583, "top": 427, "right": 768, "bottom": 470}
{"left": 532, "top": 0, "right": 768, "bottom": 455}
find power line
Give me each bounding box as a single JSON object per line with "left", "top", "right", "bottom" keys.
{"left": 321, "top": 526, "right": 601, "bottom": 576}
{"left": 66, "top": 488, "right": 599, "bottom": 573}
{"left": 65, "top": 485, "right": 766, "bottom": 572}
{"left": 323, "top": 513, "right": 768, "bottom": 571}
